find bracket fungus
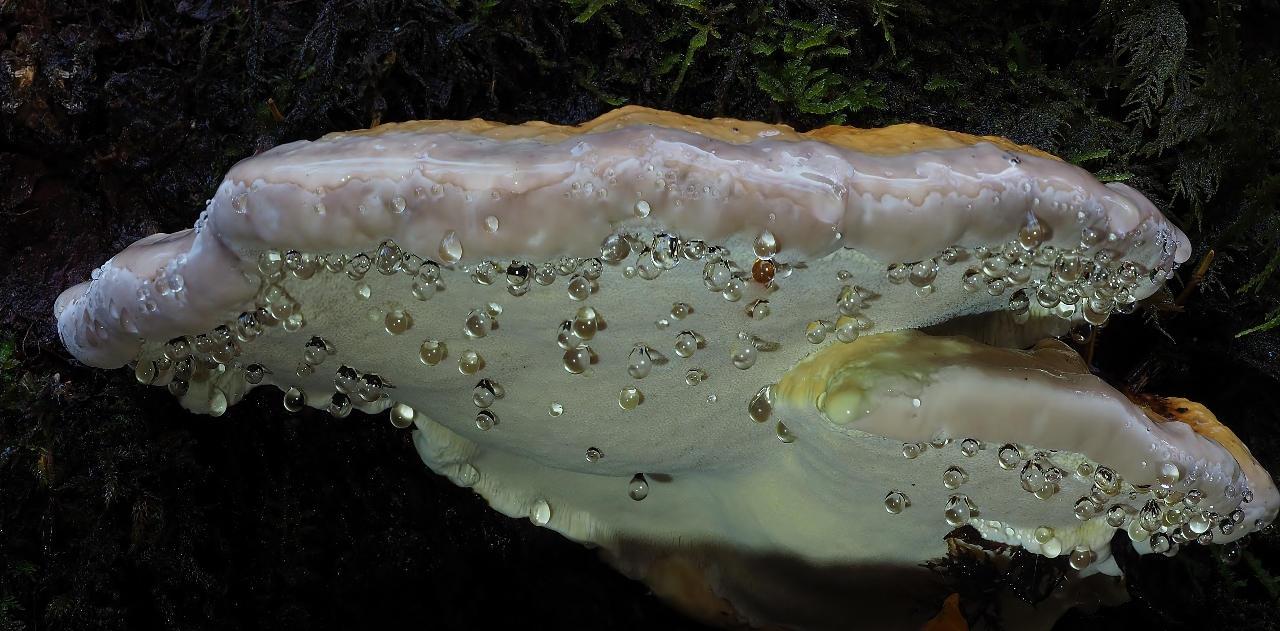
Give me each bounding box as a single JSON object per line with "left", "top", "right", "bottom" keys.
{"left": 56, "top": 107, "right": 1278, "bottom": 629}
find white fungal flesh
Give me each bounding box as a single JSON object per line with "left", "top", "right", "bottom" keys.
{"left": 55, "top": 107, "right": 1275, "bottom": 630}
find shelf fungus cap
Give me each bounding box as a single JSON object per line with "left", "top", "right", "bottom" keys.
{"left": 55, "top": 107, "right": 1271, "bottom": 629}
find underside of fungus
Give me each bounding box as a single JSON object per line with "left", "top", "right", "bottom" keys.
{"left": 56, "top": 106, "right": 1276, "bottom": 630}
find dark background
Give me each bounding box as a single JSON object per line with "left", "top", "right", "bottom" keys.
{"left": 2, "top": 0, "right": 1279, "bottom": 629}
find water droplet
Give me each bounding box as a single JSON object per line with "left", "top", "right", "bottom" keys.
{"left": 1157, "top": 462, "right": 1182, "bottom": 488}
{"left": 391, "top": 196, "right": 407, "bottom": 213}
{"left": 902, "top": 443, "right": 922, "bottom": 459}
{"left": 944, "top": 495, "right": 975, "bottom": 527}
{"left": 328, "top": 393, "right": 352, "bottom": 419}
{"left": 1106, "top": 505, "right": 1127, "bottom": 527}
{"left": 909, "top": 259, "right": 938, "bottom": 287}
{"left": 670, "top": 302, "right": 691, "bottom": 319}
{"left": 600, "top": 234, "right": 631, "bottom": 263}
{"left": 1094, "top": 467, "right": 1122, "bottom": 495}
{"left": 684, "top": 369, "right": 706, "bottom": 386}
{"left": 884, "top": 490, "right": 910, "bottom": 514}
{"left": 627, "top": 346, "right": 652, "bottom": 379}
{"left": 438, "top": 231, "right": 463, "bottom": 263}
{"left": 748, "top": 299, "right": 770, "bottom": 319}
{"left": 390, "top": 403, "right": 415, "bottom": 428}
{"left": 1020, "top": 461, "right": 1047, "bottom": 494}
{"left": 753, "top": 229, "right": 778, "bottom": 257}
{"left": 634, "top": 200, "right": 651, "bottom": 217}
{"left": 458, "top": 350, "right": 483, "bottom": 375}
{"left": 805, "top": 321, "right": 829, "bottom": 344}
{"left": 943, "top": 466, "right": 969, "bottom": 490}
{"left": 464, "top": 309, "right": 493, "bottom": 339}
{"left": 483, "top": 216, "right": 499, "bottom": 233}
{"left": 283, "top": 387, "right": 305, "bottom": 412}
{"left": 475, "top": 409, "right": 497, "bottom": 431}
{"left": 549, "top": 403, "right": 564, "bottom": 416}
{"left": 134, "top": 360, "right": 157, "bottom": 385}
{"left": 751, "top": 258, "right": 775, "bottom": 283}
{"left": 473, "top": 379, "right": 499, "bottom": 408}
{"left": 886, "top": 263, "right": 909, "bottom": 284}
{"left": 562, "top": 346, "right": 593, "bottom": 374}
{"left": 732, "top": 344, "right": 758, "bottom": 370}
{"left": 567, "top": 275, "right": 591, "bottom": 301}
{"left": 628, "top": 474, "right": 649, "bottom": 501}
{"left": 356, "top": 374, "right": 385, "bottom": 402}
{"left": 1068, "top": 547, "right": 1092, "bottom": 570}
{"left": 572, "top": 306, "right": 599, "bottom": 340}
{"left": 585, "top": 447, "right": 604, "bottom": 462}
{"left": 1040, "top": 536, "right": 1063, "bottom": 558}
{"left": 618, "top": 386, "right": 642, "bottom": 410}
{"left": 1019, "top": 214, "right": 1045, "bottom": 249}
{"left": 748, "top": 385, "right": 773, "bottom": 423}
{"left": 385, "top": 309, "right": 413, "bottom": 335}
{"left": 417, "top": 340, "right": 447, "bottom": 366}
{"left": 529, "top": 499, "right": 551, "bottom": 526}
{"left": 775, "top": 421, "right": 795, "bottom": 443}
{"left": 674, "top": 331, "right": 698, "bottom": 358}
{"left": 997, "top": 444, "right": 1020, "bottom": 469}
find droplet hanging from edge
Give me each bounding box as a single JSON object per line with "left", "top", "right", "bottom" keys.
{"left": 135, "top": 360, "right": 157, "bottom": 385}
{"left": 390, "top": 403, "right": 415, "bottom": 428}
{"left": 884, "top": 490, "right": 910, "bottom": 514}
{"left": 328, "top": 393, "right": 352, "bottom": 419}
{"left": 529, "top": 499, "right": 551, "bottom": 526}
{"left": 283, "top": 386, "right": 305, "bottom": 412}
{"left": 628, "top": 474, "right": 649, "bottom": 501}
{"left": 208, "top": 388, "right": 228, "bottom": 417}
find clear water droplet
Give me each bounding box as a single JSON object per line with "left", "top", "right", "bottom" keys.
{"left": 458, "top": 350, "right": 483, "bottom": 375}
{"left": 385, "top": 309, "right": 413, "bottom": 335}
{"left": 775, "top": 421, "right": 795, "bottom": 443}
{"left": 618, "top": 386, "right": 642, "bottom": 410}
{"left": 684, "top": 369, "right": 706, "bottom": 386}
{"left": 628, "top": 473, "right": 649, "bottom": 501}
{"left": 732, "top": 344, "right": 758, "bottom": 370}
{"left": 627, "top": 346, "right": 652, "bottom": 379}
{"left": 549, "top": 402, "right": 564, "bottom": 417}
{"left": 585, "top": 446, "right": 603, "bottom": 462}
{"left": 439, "top": 231, "right": 463, "bottom": 263}
{"left": 283, "top": 386, "right": 305, "bottom": 412}
{"left": 419, "top": 340, "right": 447, "bottom": 366}
{"left": 748, "top": 385, "right": 772, "bottom": 423}
{"left": 884, "top": 490, "right": 910, "bottom": 514}
{"left": 390, "top": 403, "right": 415, "bottom": 428}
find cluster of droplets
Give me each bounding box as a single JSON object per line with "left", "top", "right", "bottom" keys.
{"left": 999, "top": 442, "right": 1256, "bottom": 559}
{"left": 322, "top": 364, "right": 395, "bottom": 418}
{"left": 885, "top": 212, "right": 1178, "bottom": 326}
{"left": 886, "top": 436, "right": 1262, "bottom": 566}
{"left": 804, "top": 282, "right": 874, "bottom": 346}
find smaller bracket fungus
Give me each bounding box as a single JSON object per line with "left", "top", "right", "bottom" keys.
{"left": 56, "top": 107, "right": 1275, "bottom": 630}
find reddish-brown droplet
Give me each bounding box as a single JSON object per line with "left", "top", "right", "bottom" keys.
{"left": 752, "top": 258, "right": 776, "bottom": 283}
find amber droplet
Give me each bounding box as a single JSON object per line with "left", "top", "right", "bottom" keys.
{"left": 751, "top": 258, "right": 776, "bottom": 283}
